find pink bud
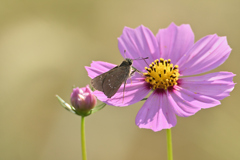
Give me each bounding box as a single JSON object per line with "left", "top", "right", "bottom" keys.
{"left": 70, "top": 85, "right": 97, "bottom": 115}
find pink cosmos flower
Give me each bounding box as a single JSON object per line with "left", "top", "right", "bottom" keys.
{"left": 85, "top": 23, "right": 235, "bottom": 132}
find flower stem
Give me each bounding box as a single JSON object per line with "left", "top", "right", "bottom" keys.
{"left": 166, "top": 129, "right": 173, "bottom": 160}
{"left": 81, "top": 116, "right": 87, "bottom": 160}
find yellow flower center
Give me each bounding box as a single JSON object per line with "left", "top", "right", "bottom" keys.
{"left": 144, "top": 58, "right": 180, "bottom": 90}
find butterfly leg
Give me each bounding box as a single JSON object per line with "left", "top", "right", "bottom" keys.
{"left": 122, "top": 68, "right": 137, "bottom": 103}
{"left": 129, "top": 67, "right": 138, "bottom": 85}
{"left": 122, "top": 80, "right": 127, "bottom": 103}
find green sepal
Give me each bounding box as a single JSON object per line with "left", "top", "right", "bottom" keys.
{"left": 91, "top": 103, "right": 106, "bottom": 114}
{"left": 141, "top": 98, "right": 148, "bottom": 101}
{"left": 75, "top": 110, "right": 92, "bottom": 117}
{"left": 56, "top": 95, "right": 76, "bottom": 114}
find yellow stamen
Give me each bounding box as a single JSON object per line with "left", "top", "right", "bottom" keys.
{"left": 144, "top": 58, "right": 180, "bottom": 90}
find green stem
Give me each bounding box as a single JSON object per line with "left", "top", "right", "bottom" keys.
{"left": 166, "top": 129, "right": 173, "bottom": 160}
{"left": 81, "top": 116, "right": 87, "bottom": 160}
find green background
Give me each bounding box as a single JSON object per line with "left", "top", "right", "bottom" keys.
{"left": 0, "top": 0, "right": 239, "bottom": 160}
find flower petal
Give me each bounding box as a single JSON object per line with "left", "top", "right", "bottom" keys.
{"left": 118, "top": 25, "right": 159, "bottom": 72}
{"left": 85, "top": 61, "right": 116, "bottom": 79}
{"left": 94, "top": 80, "right": 150, "bottom": 107}
{"left": 173, "top": 85, "right": 221, "bottom": 111}
{"left": 179, "top": 72, "right": 236, "bottom": 100}
{"left": 135, "top": 91, "right": 177, "bottom": 132}
{"left": 178, "top": 34, "right": 232, "bottom": 76}
{"left": 156, "top": 22, "right": 195, "bottom": 65}
{"left": 169, "top": 88, "right": 201, "bottom": 117}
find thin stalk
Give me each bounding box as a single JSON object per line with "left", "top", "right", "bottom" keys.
{"left": 81, "top": 116, "right": 87, "bottom": 160}
{"left": 166, "top": 129, "right": 173, "bottom": 160}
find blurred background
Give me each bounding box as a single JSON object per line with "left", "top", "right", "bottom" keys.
{"left": 0, "top": 0, "right": 239, "bottom": 160}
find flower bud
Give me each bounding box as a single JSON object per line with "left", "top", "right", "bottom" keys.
{"left": 70, "top": 85, "right": 97, "bottom": 116}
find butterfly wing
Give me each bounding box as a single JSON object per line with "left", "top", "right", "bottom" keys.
{"left": 91, "top": 73, "right": 108, "bottom": 91}
{"left": 91, "top": 66, "right": 119, "bottom": 91}
{"left": 102, "top": 65, "right": 131, "bottom": 98}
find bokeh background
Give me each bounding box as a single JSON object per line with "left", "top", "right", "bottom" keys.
{"left": 0, "top": 0, "right": 239, "bottom": 160}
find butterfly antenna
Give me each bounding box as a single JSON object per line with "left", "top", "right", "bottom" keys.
{"left": 132, "top": 57, "right": 149, "bottom": 66}
{"left": 143, "top": 58, "right": 148, "bottom": 66}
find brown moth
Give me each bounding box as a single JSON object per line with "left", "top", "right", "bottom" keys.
{"left": 91, "top": 58, "right": 134, "bottom": 98}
